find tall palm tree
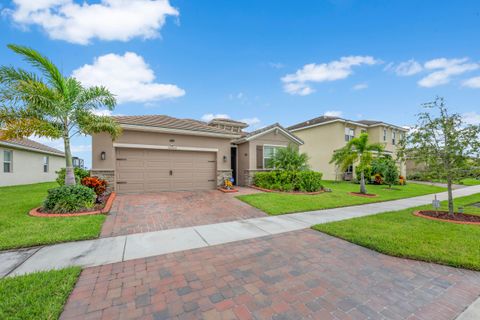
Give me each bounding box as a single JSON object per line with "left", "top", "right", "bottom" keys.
{"left": 0, "top": 44, "right": 121, "bottom": 185}
{"left": 330, "top": 133, "right": 384, "bottom": 194}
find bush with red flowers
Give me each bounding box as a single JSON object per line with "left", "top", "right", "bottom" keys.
{"left": 81, "top": 176, "right": 107, "bottom": 199}
{"left": 373, "top": 173, "right": 383, "bottom": 185}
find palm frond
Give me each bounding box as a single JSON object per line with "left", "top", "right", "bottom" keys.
{"left": 74, "top": 84, "right": 116, "bottom": 111}
{"left": 7, "top": 44, "right": 67, "bottom": 94}
{"left": 74, "top": 111, "right": 121, "bottom": 138}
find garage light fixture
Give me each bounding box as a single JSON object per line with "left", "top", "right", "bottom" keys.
{"left": 100, "top": 151, "right": 106, "bottom": 160}
{"left": 223, "top": 155, "right": 227, "bottom": 162}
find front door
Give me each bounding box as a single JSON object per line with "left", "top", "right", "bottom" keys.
{"left": 231, "top": 147, "right": 237, "bottom": 185}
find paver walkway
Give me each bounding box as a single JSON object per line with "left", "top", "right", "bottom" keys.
{"left": 61, "top": 230, "right": 480, "bottom": 320}
{"left": 101, "top": 188, "right": 264, "bottom": 237}
{"left": 2, "top": 184, "right": 480, "bottom": 277}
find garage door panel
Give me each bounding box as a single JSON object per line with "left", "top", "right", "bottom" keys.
{"left": 116, "top": 148, "right": 217, "bottom": 193}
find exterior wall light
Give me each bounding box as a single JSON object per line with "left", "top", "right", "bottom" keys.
{"left": 101, "top": 151, "right": 106, "bottom": 160}
{"left": 223, "top": 155, "right": 228, "bottom": 162}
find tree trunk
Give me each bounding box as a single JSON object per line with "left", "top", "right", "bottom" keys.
{"left": 447, "top": 176, "right": 454, "bottom": 216}
{"left": 360, "top": 171, "right": 367, "bottom": 194}
{"left": 64, "top": 136, "right": 76, "bottom": 186}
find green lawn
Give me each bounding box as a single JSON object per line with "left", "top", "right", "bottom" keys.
{"left": 0, "top": 267, "right": 80, "bottom": 320}
{"left": 0, "top": 182, "right": 105, "bottom": 250}
{"left": 458, "top": 178, "right": 480, "bottom": 186}
{"left": 313, "top": 193, "right": 480, "bottom": 271}
{"left": 237, "top": 181, "right": 446, "bottom": 215}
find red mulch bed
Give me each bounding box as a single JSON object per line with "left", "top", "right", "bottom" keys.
{"left": 349, "top": 192, "right": 378, "bottom": 198}
{"left": 250, "top": 185, "right": 324, "bottom": 195}
{"left": 217, "top": 187, "right": 239, "bottom": 193}
{"left": 413, "top": 210, "right": 480, "bottom": 225}
{"left": 29, "top": 192, "right": 116, "bottom": 217}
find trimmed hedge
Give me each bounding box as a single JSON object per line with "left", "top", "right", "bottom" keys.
{"left": 43, "top": 185, "right": 96, "bottom": 213}
{"left": 253, "top": 170, "right": 323, "bottom": 192}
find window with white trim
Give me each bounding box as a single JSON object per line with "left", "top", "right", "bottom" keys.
{"left": 392, "top": 131, "right": 396, "bottom": 145}
{"left": 344, "top": 127, "right": 355, "bottom": 142}
{"left": 3, "top": 150, "right": 12, "bottom": 173}
{"left": 263, "top": 146, "right": 284, "bottom": 169}
{"left": 383, "top": 129, "right": 387, "bottom": 141}
{"left": 43, "top": 156, "right": 49, "bottom": 173}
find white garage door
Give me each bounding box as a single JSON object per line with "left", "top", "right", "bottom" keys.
{"left": 115, "top": 148, "right": 217, "bottom": 193}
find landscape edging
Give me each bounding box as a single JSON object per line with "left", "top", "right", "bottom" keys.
{"left": 29, "top": 192, "right": 116, "bottom": 217}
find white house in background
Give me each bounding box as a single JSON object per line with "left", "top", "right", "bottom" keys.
{"left": 0, "top": 134, "right": 65, "bottom": 187}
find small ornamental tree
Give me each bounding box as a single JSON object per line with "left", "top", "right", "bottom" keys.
{"left": 383, "top": 160, "right": 399, "bottom": 188}
{"left": 330, "top": 133, "right": 384, "bottom": 194}
{"left": 398, "top": 97, "right": 480, "bottom": 215}
{"left": 0, "top": 45, "right": 121, "bottom": 185}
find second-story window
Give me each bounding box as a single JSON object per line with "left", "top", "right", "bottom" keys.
{"left": 392, "top": 131, "right": 396, "bottom": 145}
{"left": 383, "top": 129, "right": 387, "bottom": 141}
{"left": 345, "top": 127, "right": 355, "bottom": 142}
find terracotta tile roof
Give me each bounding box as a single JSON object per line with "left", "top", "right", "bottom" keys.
{"left": 288, "top": 116, "right": 408, "bottom": 131}
{"left": 233, "top": 123, "right": 304, "bottom": 144}
{"left": 287, "top": 116, "right": 341, "bottom": 131}
{"left": 113, "top": 115, "right": 240, "bottom": 136}
{"left": 208, "top": 118, "right": 249, "bottom": 127}
{"left": 0, "top": 133, "right": 65, "bottom": 156}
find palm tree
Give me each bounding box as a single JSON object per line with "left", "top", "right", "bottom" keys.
{"left": 272, "top": 145, "right": 310, "bottom": 171}
{"left": 0, "top": 44, "right": 121, "bottom": 185}
{"left": 330, "top": 133, "right": 384, "bottom": 194}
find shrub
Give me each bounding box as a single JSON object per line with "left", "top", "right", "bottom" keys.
{"left": 272, "top": 145, "right": 310, "bottom": 171}
{"left": 253, "top": 170, "right": 323, "bottom": 192}
{"left": 355, "top": 166, "right": 372, "bottom": 184}
{"left": 56, "top": 168, "right": 90, "bottom": 186}
{"left": 43, "top": 185, "right": 96, "bottom": 213}
{"left": 384, "top": 161, "right": 400, "bottom": 187}
{"left": 399, "top": 175, "right": 406, "bottom": 185}
{"left": 81, "top": 176, "right": 107, "bottom": 197}
{"left": 295, "top": 171, "right": 323, "bottom": 192}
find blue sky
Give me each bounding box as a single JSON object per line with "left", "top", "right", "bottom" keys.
{"left": 1, "top": 0, "right": 480, "bottom": 167}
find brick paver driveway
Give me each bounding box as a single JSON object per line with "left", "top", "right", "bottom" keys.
{"left": 62, "top": 230, "right": 480, "bottom": 320}
{"left": 101, "top": 188, "right": 265, "bottom": 237}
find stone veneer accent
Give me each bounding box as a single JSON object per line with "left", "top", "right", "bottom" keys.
{"left": 217, "top": 169, "right": 233, "bottom": 187}
{"left": 91, "top": 169, "right": 115, "bottom": 193}
{"left": 242, "top": 169, "right": 273, "bottom": 186}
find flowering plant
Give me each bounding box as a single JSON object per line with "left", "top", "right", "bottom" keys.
{"left": 81, "top": 176, "right": 107, "bottom": 197}
{"left": 224, "top": 179, "right": 233, "bottom": 190}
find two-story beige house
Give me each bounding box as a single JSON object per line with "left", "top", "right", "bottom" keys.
{"left": 288, "top": 116, "right": 408, "bottom": 181}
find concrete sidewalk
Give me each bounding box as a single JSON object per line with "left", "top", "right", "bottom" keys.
{"left": 2, "top": 185, "right": 480, "bottom": 277}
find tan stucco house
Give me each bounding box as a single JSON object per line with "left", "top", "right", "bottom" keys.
{"left": 91, "top": 115, "right": 303, "bottom": 194}
{"left": 288, "top": 116, "right": 408, "bottom": 181}
{"left": 0, "top": 134, "right": 65, "bottom": 187}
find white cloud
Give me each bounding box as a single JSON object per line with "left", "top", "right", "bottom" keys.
{"left": 463, "top": 112, "right": 480, "bottom": 125}
{"left": 6, "top": 0, "right": 179, "bottom": 45}
{"left": 268, "top": 62, "right": 285, "bottom": 69}
{"left": 394, "top": 59, "right": 423, "bottom": 76}
{"left": 91, "top": 109, "right": 113, "bottom": 116}
{"left": 352, "top": 83, "right": 368, "bottom": 90}
{"left": 418, "top": 58, "right": 479, "bottom": 87}
{"left": 462, "top": 76, "right": 480, "bottom": 88}
{"left": 70, "top": 144, "right": 91, "bottom": 153}
{"left": 201, "top": 113, "right": 230, "bottom": 122}
{"left": 281, "top": 56, "right": 380, "bottom": 95}
{"left": 73, "top": 52, "right": 185, "bottom": 104}
{"left": 240, "top": 117, "right": 261, "bottom": 127}
{"left": 29, "top": 136, "right": 91, "bottom": 154}
{"left": 324, "top": 110, "right": 343, "bottom": 117}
